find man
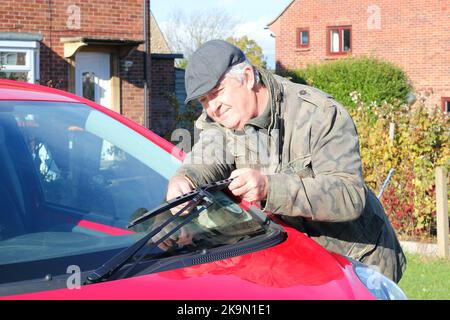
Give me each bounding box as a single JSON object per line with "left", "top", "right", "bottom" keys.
{"left": 167, "top": 40, "right": 406, "bottom": 282}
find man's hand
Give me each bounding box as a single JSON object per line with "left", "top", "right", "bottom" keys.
{"left": 153, "top": 225, "right": 194, "bottom": 251}
{"left": 228, "top": 168, "right": 269, "bottom": 202}
{"left": 166, "top": 176, "right": 195, "bottom": 215}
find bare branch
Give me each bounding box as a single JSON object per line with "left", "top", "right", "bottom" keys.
{"left": 162, "top": 8, "right": 240, "bottom": 60}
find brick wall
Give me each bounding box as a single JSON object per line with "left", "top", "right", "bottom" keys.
{"left": 151, "top": 58, "right": 176, "bottom": 137}
{"left": 270, "top": 0, "right": 449, "bottom": 107}
{"left": 120, "top": 49, "right": 147, "bottom": 125}
{"left": 0, "top": 0, "right": 150, "bottom": 126}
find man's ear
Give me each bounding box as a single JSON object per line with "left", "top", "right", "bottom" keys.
{"left": 244, "top": 66, "right": 255, "bottom": 90}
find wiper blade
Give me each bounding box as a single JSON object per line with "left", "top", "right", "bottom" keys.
{"left": 127, "top": 178, "right": 234, "bottom": 228}
{"left": 85, "top": 178, "right": 233, "bottom": 284}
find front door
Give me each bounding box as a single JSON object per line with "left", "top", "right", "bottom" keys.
{"left": 75, "top": 52, "right": 111, "bottom": 109}
{"left": 75, "top": 52, "right": 114, "bottom": 160}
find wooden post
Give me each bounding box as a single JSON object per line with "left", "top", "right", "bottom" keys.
{"left": 389, "top": 122, "right": 395, "bottom": 141}
{"left": 436, "top": 166, "right": 449, "bottom": 259}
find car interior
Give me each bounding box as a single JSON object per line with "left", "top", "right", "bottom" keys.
{"left": 0, "top": 110, "right": 148, "bottom": 271}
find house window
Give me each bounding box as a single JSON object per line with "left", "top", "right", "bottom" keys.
{"left": 82, "top": 72, "right": 96, "bottom": 102}
{"left": 0, "top": 41, "right": 40, "bottom": 83}
{"left": 297, "top": 28, "right": 310, "bottom": 48}
{"left": 442, "top": 97, "right": 450, "bottom": 113}
{"left": 327, "top": 26, "right": 351, "bottom": 54}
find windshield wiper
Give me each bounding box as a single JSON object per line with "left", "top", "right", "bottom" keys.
{"left": 85, "top": 178, "right": 233, "bottom": 284}
{"left": 127, "top": 178, "right": 234, "bottom": 229}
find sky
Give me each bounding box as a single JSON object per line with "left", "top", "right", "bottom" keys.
{"left": 151, "top": 0, "right": 294, "bottom": 69}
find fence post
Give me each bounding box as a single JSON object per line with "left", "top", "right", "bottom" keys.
{"left": 389, "top": 122, "right": 395, "bottom": 141}
{"left": 436, "top": 166, "right": 449, "bottom": 259}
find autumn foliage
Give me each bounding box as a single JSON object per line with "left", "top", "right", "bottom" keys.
{"left": 350, "top": 92, "right": 449, "bottom": 239}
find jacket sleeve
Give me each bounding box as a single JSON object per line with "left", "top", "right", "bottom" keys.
{"left": 173, "top": 125, "right": 235, "bottom": 186}
{"left": 264, "top": 103, "right": 367, "bottom": 222}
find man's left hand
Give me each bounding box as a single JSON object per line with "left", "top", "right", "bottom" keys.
{"left": 228, "top": 168, "right": 268, "bottom": 202}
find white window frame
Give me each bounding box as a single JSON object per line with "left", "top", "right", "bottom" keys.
{"left": 442, "top": 97, "right": 450, "bottom": 113}
{"left": 296, "top": 28, "right": 310, "bottom": 48}
{"left": 0, "top": 40, "right": 40, "bottom": 83}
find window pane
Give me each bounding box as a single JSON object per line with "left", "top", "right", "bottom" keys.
{"left": 343, "top": 29, "right": 351, "bottom": 51}
{"left": 82, "top": 72, "right": 96, "bottom": 101}
{"left": 445, "top": 101, "right": 450, "bottom": 113}
{"left": 4, "top": 102, "right": 175, "bottom": 227}
{"left": 0, "top": 52, "right": 26, "bottom": 66}
{"left": 301, "top": 31, "right": 309, "bottom": 45}
{"left": 330, "top": 30, "right": 340, "bottom": 52}
{"left": 0, "top": 71, "right": 28, "bottom": 82}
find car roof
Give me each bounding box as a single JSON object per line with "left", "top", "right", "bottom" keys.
{"left": 0, "top": 79, "right": 80, "bottom": 103}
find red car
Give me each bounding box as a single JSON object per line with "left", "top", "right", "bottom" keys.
{"left": 0, "top": 79, "right": 406, "bottom": 300}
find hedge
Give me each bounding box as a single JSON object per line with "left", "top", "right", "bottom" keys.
{"left": 282, "top": 56, "right": 412, "bottom": 110}
{"left": 350, "top": 94, "right": 449, "bottom": 239}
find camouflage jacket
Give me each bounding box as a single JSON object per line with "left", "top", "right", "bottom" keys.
{"left": 174, "top": 68, "right": 406, "bottom": 282}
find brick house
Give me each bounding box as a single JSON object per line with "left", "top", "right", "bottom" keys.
{"left": 150, "top": 11, "right": 183, "bottom": 136}
{"left": 268, "top": 0, "right": 449, "bottom": 110}
{"left": 0, "top": 0, "right": 182, "bottom": 134}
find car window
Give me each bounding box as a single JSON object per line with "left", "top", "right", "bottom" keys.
{"left": 0, "top": 101, "right": 270, "bottom": 289}
{"left": 11, "top": 102, "right": 174, "bottom": 227}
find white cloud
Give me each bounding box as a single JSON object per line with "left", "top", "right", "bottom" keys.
{"left": 234, "top": 18, "right": 276, "bottom": 68}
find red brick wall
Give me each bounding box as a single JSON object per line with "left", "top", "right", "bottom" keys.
{"left": 0, "top": 0, "right": 150, "bottom": 126}
{"left": 151, "top": 58, "right": 175, "bottom": 137}
{"left": 120, "top": 49, "right": 147, "bottom": 125}
{"left": 270, "top": 0, "right": 449, "bottom": 107}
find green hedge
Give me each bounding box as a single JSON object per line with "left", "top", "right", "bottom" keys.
{"left": 282, "top": 57, "right": 448, "bottom": 239}
{"left": 282, "top": 57, "right": 412, "bottom": 110}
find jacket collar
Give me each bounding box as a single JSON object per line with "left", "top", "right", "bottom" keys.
{"left": 244, "top": 67, "right": 284, "bottom": 131}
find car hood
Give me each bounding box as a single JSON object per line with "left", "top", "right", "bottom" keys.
{"left": 3, "top": 223, "right": 374, "bottom": 300}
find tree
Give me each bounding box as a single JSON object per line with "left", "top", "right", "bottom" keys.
{"left": 162, "top": 9, "right": 240, "bottom": 68}
{"left": 225, "top": 36, "right": 267, "bottom": 68}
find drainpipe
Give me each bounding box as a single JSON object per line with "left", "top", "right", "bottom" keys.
{"left": 143, "top": 0, "right": 151, "bottom": 129}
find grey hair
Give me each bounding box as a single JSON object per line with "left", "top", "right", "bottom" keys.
{"left": 224, "top": 60, "right": 261, "bottom": 87}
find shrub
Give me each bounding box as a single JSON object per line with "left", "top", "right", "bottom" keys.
{"left": 282, "top": 57, "right": 412, "bottom": 111}
{"left": 350, "top": 94, "right": 449, "bottom": 239}
{"left": 161, "top": 92, "right": 202, "bottom": 143}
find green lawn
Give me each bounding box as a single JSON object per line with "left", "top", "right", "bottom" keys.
{"left": 398, "top": 252, "right": 450, "bottom": 300}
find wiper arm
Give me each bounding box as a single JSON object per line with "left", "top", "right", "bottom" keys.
{"left": 85, "top": 178, "right": 233, "bottom": 284}
{"left": 127, "top": 178, "right": 234, "bottom": 229}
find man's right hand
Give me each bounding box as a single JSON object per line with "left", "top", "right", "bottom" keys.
{"left": 166, "top": 176, "right": 195, "bottom": 215}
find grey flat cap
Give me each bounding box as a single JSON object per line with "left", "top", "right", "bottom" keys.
{"left": 184, "top": 40, "right": 246, "bottom": 104}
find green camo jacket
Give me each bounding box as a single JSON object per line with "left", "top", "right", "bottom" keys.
{"left": 174, "top": 68, "right": 406, "bottom": 282}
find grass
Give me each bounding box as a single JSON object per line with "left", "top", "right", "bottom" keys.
{"left": 398, "top": 252, "right": 450, "bottom": 300}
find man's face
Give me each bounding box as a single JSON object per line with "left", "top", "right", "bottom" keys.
{"left": 198, "top": 70, "right": 257, "bottom": 130}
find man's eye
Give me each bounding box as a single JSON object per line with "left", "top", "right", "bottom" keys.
{"left": 201, "top": 86, "right": 224, "bottom": 103}
{"left": 213, "top": 87, "right": 224, "bottom": 95}
{"left": 208, "top": 90, "right": 219, "bottom": 98}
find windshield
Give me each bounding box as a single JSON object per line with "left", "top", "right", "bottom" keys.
{"left": 0, "top": 101, "right": 267, "bottom": 286}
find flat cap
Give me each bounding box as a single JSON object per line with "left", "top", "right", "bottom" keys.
{"left": 184, "top": 39, "right": 246, "bottom": 104}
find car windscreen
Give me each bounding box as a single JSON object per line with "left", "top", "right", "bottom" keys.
{"left": 0, "top": 101, "right": 268, "bottom": 285}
